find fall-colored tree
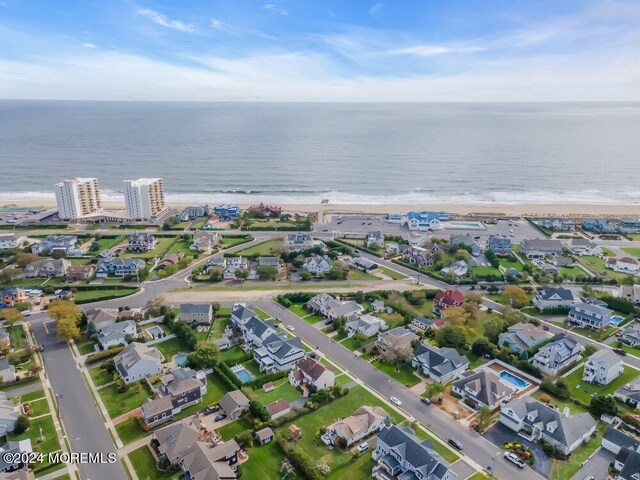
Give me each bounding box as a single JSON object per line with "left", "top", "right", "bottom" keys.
{"left": 502, "top": 285, "right": 529, "bottom": 309}
{"left": 47, "top": 300, "right": 82, "bottom": 323}
{"left": 0, "top": 308, "right": 25, "bottom": 325}
{"left": 56, "top": 317, "right": 80, "bottom": 340}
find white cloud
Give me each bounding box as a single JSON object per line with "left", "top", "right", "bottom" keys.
{"left": 263, "top": 4, "right": 288, "bottom": 16}
{"left": 136, "top": 8, "right": 198, "bottom": 34}
{"left": 387, "top": 45, "right": 485, "bottom": 57}
{"left": 82, "top": 42, "right": 97, "bottom": 49}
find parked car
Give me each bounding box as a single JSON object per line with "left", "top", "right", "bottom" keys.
{"left": 286, "top": 325, "right": 295, "bottom": 331}
{"left": 420, "top": 397, "right": 431, "bottom": 405}
{"left": 203, "top": 405, "right": 220, "bottom": 415}
{"left": 613, "top": 348, "right": 627, "bottom": 356}
{"left": 505, "top": 452, "right": 525, "bottom": 469}
{"left": 214, "top": 413, "right": 227, "bottom": 422}
{"left": 615, "top": 332, "right": 623, "bottom": 337}
{"left": 356, "top": 442, "right": 369, "bottom": 452}
{"left": 390, "top": 396, "right": 402, "bottom": 406}
{"left": 448, "top": 438, "right": 463, "bottom": 451}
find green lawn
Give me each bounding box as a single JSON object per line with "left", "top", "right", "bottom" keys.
{"left": 334, "top": 374, "right": 353, "bottom": 388}
{"left": 239, "top": 440, "right": 295, "bottom": 480}
{"left": 89, "top": 365, "right": 116, "bottom": 387}
{"left": 287, "top": 303, "right": 309, "bottom": 318}
{"left": 530, "top": 389, "right": 588, "bottom": 415}
{"left": 220, "top": 346, "right": 250, "bottom": 364}
{"left": 378, "top": 266, "right": 406, "bottom": 280}
{"left": 550, "top": 424, "right": 606, "bottom": 479}
{"left": 347, "top": 269, "right": 381, "bottom": 281}
{"left": 122, "top": 236, "right": 176, "bottom": 259}
{"left": 221, "top": 235, "right": 253, "bottom": 248}
{"left": 20, "top": 389, "right": 45, "bottom": 402}
{"left": 98, "top": 382, "right": 151, "bottom": 419}
{"left": 252, "top": 378, "right": 302, "bottom": 404}
{"left": 576, "top": 255, "right": 635, "bottom": 281}
{"left": 327, "top": 451, "right": 376, "bottom": 480}
{"left": 75, "top": 335, "right": 97, "bottom": 355}
{"left": 217, "top": 416, "right": 253, "bottom": 440}
{"left": 210, "top": 317, "right": 230, "bottom": 339}
{"left": 115, "top": 417, "right": 147, "bottom": 445}
{"left": 622, "top": 247, "right": 640, "bottom": 258}
{"left": 166, "top": 238, "right": 199, "bottom": 258}
{"left": 8, "top": 414, "right": 60, "bottom": 456}
{"left": 128, "top": 445, "right": 181, "bottom": 480}
{"left": 563, "top": 364, "right": 640, "bottom": 404}
{"left": 254, "top": 308, "right": 272, "bottom": 320}
{"left": 28, "top": 398, "right": 51, "bottom": 417}
{"left": 10, "top": 324, "right": 26, "bottom": 350}
{"left": 340, "top": 335, "right": 377, "bottom": 352}
{"left": 234, "top": 239, "right": 284, "bottom": 257}
{"left": 372, "top": 361, "right": 421, "bottom": 387}
{"left": 154, "top": 336, "right": 191, "bottom": 360}
{"left": 74, "top": 287, "right": 138, "bottom": 303}
{"left": 303, "top": 313, "right": 324, "bottom": 324}
{"left": 94, "top": 235, "right": 126, "bottom": 251}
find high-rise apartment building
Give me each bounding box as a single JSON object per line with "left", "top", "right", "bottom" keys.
{"left": 55, "top": 178, "right": 103, "bottom": 220}
{"left": 123, "top": 178, "right": 167, "bottom": 220}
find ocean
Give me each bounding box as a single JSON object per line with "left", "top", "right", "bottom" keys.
{"left": 0, "top": 101, "right": 639, "bottom": 205}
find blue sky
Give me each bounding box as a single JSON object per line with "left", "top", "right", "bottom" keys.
{"left": 1, "top": 0, "right": 639, "bottom": 101}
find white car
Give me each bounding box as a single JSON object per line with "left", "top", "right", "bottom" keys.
{"left": 286, "top": 325, "right": 295, "bottom": 331}
{"left": 504, "top": 452, "right": 525, "bottom": 469}
{"left": 357, "top": 442, "right": 369, "bottom": 452}
{"left": 390, "top": 396, "right": 402, "bottom": 406}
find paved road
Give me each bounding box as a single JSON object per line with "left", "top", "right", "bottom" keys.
{"left": 32, "top": 313, "right": 127, "bottom": 480}
{"left": 569, "top": 447, "right": 613, "bottom": 480}
{"left": 253, "top": 299, "right": 544, "bottom": 480}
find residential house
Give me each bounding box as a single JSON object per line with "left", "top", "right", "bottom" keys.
{"left": 66, "top": 264, "right": 94, "bottom": 281}
{"left": 113, "top": 342, "right": 163, "bottom": 384}
{"left": 449, "top": 234, "right": 483, "bottom": 257}
{"left": 606, "top": 257, "right": 640, "bottom": 274}
{"left": 179, "top": 205, "right": 211, "bottom": 221}
{"left": 486, "top": 235, "right": 512, "bottom": 256}
{"left": 0, "top": 439, "right": 32, "bottom": 474}
{"left": 500, "top": 398, "right": 596, "bottom": 455}
{"left": 408, "top": 233, "right": 427, "bottom": 246}
{"left": 441, "top": 260, "right": 468, "bottom": 277}
{"left": 619, "top": 284, "right": 640, "bottom": 305}
{"left": 142, "top": 368, "right": 207, "bottom": 426}
{"left": 452, "top": 370, "right": 517, "bottom": 410}
{"left": 551, "top": 255, "right": 574, "bottom": 267}
{"left": 377, "top": 327, "right": 418, "bottom": 355}
{"left": 0, "top": 392, "right": 18, "bottom": 434}
{"left": 223, "top": 256, "right": 256, "bottom": 280}
{"left": 255, "top": 427, "right": 274, "bottom": 445}
{"left": 433, "top": 290, "right": 465, "bottom": 317}
{"left": 285, "top": 233, "right": 313, "bottom": 251}
{"left": 0, "top": 327, "right": 10, "bottom": 351}
{"left": 0, "top": 234, "right": 27, "bottom": 250}
{"left": 289, "top": 356, "right": 335, "bottom": 391}
{"left": 158, "top": 252, "right": 184, "bottom": 270}
{"left": 213, "top": 204, "right": 239, "bottom": 218}
{"left": 520, "top": 239, "right": 563, "bottom": 259}
{"left": 404, "top": 211, "right": 441, "bottom": 231}
{"left": 569, "top": 238, "right": 601, "bottom": 256}
{"left": 306, "top": 293, "right": 361, "bottom": 320}
{"left": 614, "top": 448, "right": 640, "bottom": 480}
{"left": 532, "top": 338, "right": 584, "bottom": 375}
{"left": 352, "top": 256, "right": 378, "bottom": 272}
{"left": 126, "top": 232, "right": 157, "bottom": 252}
{"left": 325, "top": 406, "right": 387, "bottom": 447}
{"left": 1, "top": 287, "right": 27, "bottom": 307}
{"left": 30, "top": 235, "right": 78, "bottom": 255}
{"left": 97, "top": 320, "right": 136, "bottom": 350}
{"left": 95, "top": 257, "right": 145, "bottom": 278}
{"left": 622, "top": 323, "right": 640, "bottom": 347}
{"left": 154, "top": 422, "right": 199, "bottom": 466}
{"left": 602, "top": 427, "right": 640, "bottom": 456}
{"left": 402, "top": 245, "right": 434, "bottom": 267}
{"left": 346, "top": 314, "right": 388, "bottom": 338}
{"left": 582, "top": 349, "right": 624, "bottom": 385}
{"left": 179, "top": 440, "right": 240, "bottom": 479}
{"left": 253, "top": 332, "right": 305, "bottom": 373}
{"left": 409, "top": 316, "right": 443, "bottom": 333}
{"left": 534, "top": 218, "right": 575, "bottom": 231}
{"left": 258, "top": 256, "right": 282, "bottom": 271}
{"left": 204, "top": 257, "right": 226, "bottom": 275}
{"left": 372, "top": 425, "right": 455, "bottom": 480}
{"left": 191, "top": 230, "right": 220, "bottom": 254}
{"left": 179, "top": 303, "right": 212, "bottom": 325}
{"left": 583, "top": 218, "right": 617, "bottom": 234}
{"left": 614, "top": 376, "right": 640, "bottom": 406}
{"left": 371, "top": 299, "right": 385, "bottom": 312}
{"left": 305, "top": 255, "right": 331, "bottom": 274}
{"left": 219, "top": 390, "right": 250, "bottom": 420}
{"left": 23, "top": 258, "right": 70, "bottom": 278}
{"left": 366, "top": 231, "right": 385, "bottom": 249}
{"left": 568, "top": 300, "right": 614, "bottom": 329}
{"left": 411, "top": 344, "right": 469, "bottom": 383}
{"left": 533, "top": 287, "right": 575, "bottom": 311}
{"left": 266, "top": 398, "right": 291, "bottom": 420}
{"left": 541, "top": 264, "right": 558, "bottom": 275}
{"left": 498, "top": 322, "right": 552, "bottom": 354}
{"left": 247, "top": 203, "right": 281, "bottom": 217}
{"left": 230, "top": 303, "right": 260, "bottom": 329}
{"left": 84, "top": 307, "right": 118, "bottom": 332}
{"left": 619, "top": 218, "right": 640, "bottom": 234}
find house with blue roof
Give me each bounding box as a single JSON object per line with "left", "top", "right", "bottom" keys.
{"left": 582, "top": 218, "right": 618, "bottom": 234}
{"left": 405, "top": 211, "right": 441, "bottom": 231}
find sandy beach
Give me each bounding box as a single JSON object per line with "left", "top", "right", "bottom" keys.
{"left": 2, "top": 200, "right": 639, "bottom": 217}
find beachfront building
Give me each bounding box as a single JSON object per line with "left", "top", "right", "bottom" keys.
{"left": 519, "top": 238, "right": 563, "bottom": 259}
{"left": 619, "top": 218, "right": 640, "bottom": 234}
{"left": 582, "top": 349, "right": 623, "bottom": 385}
{"left": 582, "top": 218, "right": 618, "bottom": 234}
{"left": 568, "top": 300, "right": 614, "bottom": 329}
{"left": 532, "top": 338, "right": 584, "bottom": 375}
{"left": 178, "top": 205, "right": 210, "bottom": 221}
{"left": 533, "top": 287, "right": 575, "bottom": 311}
{"left": 123, "top": 178, "right": 167, "bottom": 221}
{"left": 285, "top": 233, "right": 313, "bottom": 251}
{"left": 404, "top": 211, "right": 441, "bottom": 231}
{"left": 366, "top": 231, "right": 385, "bottom": 249}
{"left": 486, "top": 235, "right": 512, "bottom": 256}
{"left": 213, "top": 204, "right": 239, "bottom": 218}
{"left": 534, "top": 218, "right": 575, "bottom": 231}
{"left": 55, "top": 177, "right": 103, "bottom": 220}
{"left": 498, "top": 322, "right": 552, "bottom": 354}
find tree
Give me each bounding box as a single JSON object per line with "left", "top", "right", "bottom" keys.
{"left": 210, "top": 268, "right": 223, "bottom": 282}
{"left": 234, "top": 267, "right": 249, "bottom": 285}
{"left": 27, "top": 364, "right": 42, "bottom": 377}
{"left": 249, "top": 400, "right": 269, "bottom": 421}
{"left": 187, "top": 341, "right": 220, "bottom": 369}
{"left": 583, "top": 345, "right": 597, "bottom": 357}
{"left": 0, "top": 268, "right": 16, "bottom": 284}
{"left": 435, "top": 325, "right": 466, "bottom": 348}
{"left": 472, "top": 338, "right": 494, "bottom": 358}
{"left": 14, "top": 415, "right": 30, "bottom": 434}
{"left": 380, "top": 343, "right": 414, "bottom": 367}
{"left": 424, "top": 382, "right": 445, "bottom": 399}
{"left": 235, "top": 431, "right": 253, "bottom": 450}
{"left": 477, "top": 405, "right": 492, "bottom": 431}
{"left": 47, "top": 300, "right": 82, "bottom": 323}
{"left": 502, "top": 285, "right": 529, "bottom": 309}
{"left": 353, "top": 291, "right": 365, "bottom": 304}
{"left": 257, "top": 265, "right": 278, "bottom": 281}
{"left": 590, "top": 395, "right": 618, "bottom": 417}
{"left": 16, "top": 252, "right": 39, "bottom": 267}
{"left": 0, "top": 308, "right": 24, "bottom": 326}
{"left": 56, "top": 317, "right": 80, "bottom": 340}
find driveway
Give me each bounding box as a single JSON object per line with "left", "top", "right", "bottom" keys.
{"left": 570, "top": 448, "right": 614, "bottom": 480}
{"left": 483, "top": 422, "right": 551, "bottom": 478}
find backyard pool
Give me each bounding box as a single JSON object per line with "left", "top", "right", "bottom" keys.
{"left": 499, "top": 370, "right": 530, "bottom": 390}
{"left": 611, "top": 315, "right": 624, "bottom": 324}
{"left": 174, "top": 353, "right": 188, "bottom": 367}
{"left": 232, "top": 366, "right": 255, "bottom": 383}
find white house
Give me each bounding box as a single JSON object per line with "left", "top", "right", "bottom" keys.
{"left": 114, "top": 342, "right": 164, "bottom": 384}
{"left": 97, "top": 320, "right": 136, "bottom": 350}
{"left": 452, "top": 370, "right": 517, "bottom": 410}
{"left": 345, "top": 314, "right": 388, "bottom": 338}
{"left": 0, "top": 234, "right": 27, "bottom": 250}
{"left": 582, "top": 349, "right": 624, "bottom": 385}
{"left": 178, "top": 303, "right": 212, "bottom": 325}
{"left": 404, "top": 211, "right": 441, "bottom": 231}
{"left": 366, "top": 231, "right": 385, "bottom": 249}
{"left": 569, "top": 238, "right": 601, "bottom": 256}
{"left": 606, "top": 257, "right": 640, "bottom": 274}
{"left": 325, "top": 406, "right": 387, "bottom": 447}
{"left": 305, "top": 255, "right": 331, "bottom": 274}
{"left": 532, "top": 338, "right": 584, "bottom": 375}
{"left": 285, "top": 233, "right": 313, "bottom": 251}
{"left": 498, "top": 322, "right": 552, "bottom": 354}
{"left": 533, "top": 287, "right": 575, "bottom": 311}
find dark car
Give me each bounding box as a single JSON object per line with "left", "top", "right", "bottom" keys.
{"left": 448, "top": 438, "right": 463, "bottom": 451}
{"left": 214, "top": 413, "right": 227, "bottom": 422}
{"left": 325, "top": 319, "right": 333, "bottom": 325}
{"left": 203, "top": 405, "right": 220, "bottom": 415}
{"left": 420, "top": 397, "right": 431, "bottom": 405}
{"left": 613, "top": 348, "right": 627, "bottom": 356}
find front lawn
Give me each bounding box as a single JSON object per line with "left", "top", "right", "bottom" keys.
{"left": 10, "top": 325, "right": 26, "bottom": 350}
{"left": 340, "top": 335, "right": 377, "bottom": 352}
{"left": 221, "top": 235, "right": 253, "bottom": 248}
{"left": 115, "top": 417, "right": 147, "bottom": 445}
{"left": 122, "top": 236, "right": 177, "bottom": 259}
{"left": 622, "top": 247, "right": 640, "bottom": 258}
{"left": 287, "top": 303, "right": 309, "bottom": 318}
{"left": 372, "top": 361, "right": 421, "bottom": 387}
{"left": 378, "top": 266, "right": 406, "bottom": 280}
{"left": 563, "top": 364, "right": 640, "bottom": 405}
{"left": 28, "top": 398, "right": 50, "bottom": 417}
{"left": 20, "top": 389, "right": 45, "bottom": 402}
{"left": 89, "top": 365, "right": 115, "bottom": 387}
{"left": 234, "top": 239, "right": 284, "bottom": 256}
{"left": 550, "top": 424, "right": 606, "bottom": 479}
{"left": 98, "top": 382, "right": 151, "bottom": 419}
{"left": 128, "top": 445, "right": 180, "bottom": 480}
{"left": 74, "top": 287, "right": 138, "bottom": 303}
{"left": 530, "top": 389, "right": 588, "bottom": 415}
{"left": 347, "top": 269, "right": 380, "bottom": 281}
{"left": 8, "top": 414, "right": 60, "bottom": 455}
{"left": 239, "top": 441, "right": 296, "bottom": 480}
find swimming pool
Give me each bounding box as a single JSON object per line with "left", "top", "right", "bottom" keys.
{"left": 499, "top": 370, "right": 530, "bottom": 390}
{"left": 174, "top": 353, "right": 189, "bottom": 367}
{"left": 611, "top": 315, "right": 624, "bottom": 324}
{"left": 233, "top": 367, "right": 255, "bottom": 383}
{"left": 447, "top": 221, "right": 485, "bottom": 230}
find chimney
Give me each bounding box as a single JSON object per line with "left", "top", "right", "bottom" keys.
{"left": 562, "top": 407, "right": 570, "bottom": 417}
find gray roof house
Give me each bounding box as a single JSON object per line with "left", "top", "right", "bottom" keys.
{"left": 306, "top": 293, "right": 361, "bottom": 320}
{"left": 487, "top": 235, "right": 511, "bottom": 256}
{"left": 190, "top": 230, "right": 220, "bottom": 254}
{"left": 582, "top": 349, "right": 624, "bottom": 385}
{"left": 97, "top": 320, "right": 136, "bottom": 350}
{"left": 285, "top": 233, "right": 313, "bottom": 251}
{"left": 142, "top": 368, "right": 207, "bottom": 426}
{"left": 154, "top": 421, "right": 199, "bottom": 466}
{"left": 614, "top": 447, "right": 640, "bottom": 480}
{"left": 500, "top": 397, "right": 597, "bottom": 455}
{"left": 411, "top": 344, "right": 469, "bottom": 383}
{"left": 0, "top": 439, "right": 32, "bottom": 474}
{"left": 219, "top": 390, "right": 250, "bottom": 420}
{"left": 179, "top": 303, "right": 212, "bottom": 325}
{"left": 113, "top": 342, "right": 163, "bottom": 384}
{"left": 602, "top": 427, "right": 640, "bottom": 455}
{"left": 258, "top": 256, "right": 282, "bottom": 268}
{"left": 126, "top": 232, "right": 157, "bottom": 252}
{"left": 95, "top": 257, "right": 145, "bottom": 277}
{"left": 253, "top": 333, "right": 306, "bottom": 373}
{"left": 305, "top": 255, "right": 331, "bottom": 274}
{"left": 452, "top": 370, "right": 517, "bottom": 410}
{"left": 449, "top": 234, "right": 483, "bottom": 257}
{"left": 623, "top": 323, "right": 640, "bottom": 347}
{"left": 498, "top": 322, "right": 552, "bottom": 354}
{"left": 614, "top": 375, "right": 640, "bottom": 406}
{"left": 520, "top": 238, "right": 563, "bottom": 259}
{"left": 352, "top": 256, "right": 379, "bottom": 271}
{"left": 30, "top": 235, "right": 78, "bottom": 255}
{"left": 533, "top": 287, "right": 575, "bottom": 311}
{"left": 568, "top": 301, "right": 614, "bottom": 329}
{"left": 230, "top": 302, "right": 259, "bottom": 327}
{"left": 532, "top": 338, "right": 584, "bottom": 375}
{"left": 23, "top": 258, "right": 70, "bottom": 278}
{"left": 0, "top": 392, "right": 18, "bottom": 436}
{"left": 372, "top": 425, "right": 456, "bottom": 480}
{"left": 346, "top": 314, "right": 388, "bottom": 338}
{"left": 0, "top": 359, "right": 16, "bottom": 384}
{"left": 366, "top": 231, "right": 385, "bottom": 248}
{"left": 85, "top": 308, "right": 118, "bottom": 331}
